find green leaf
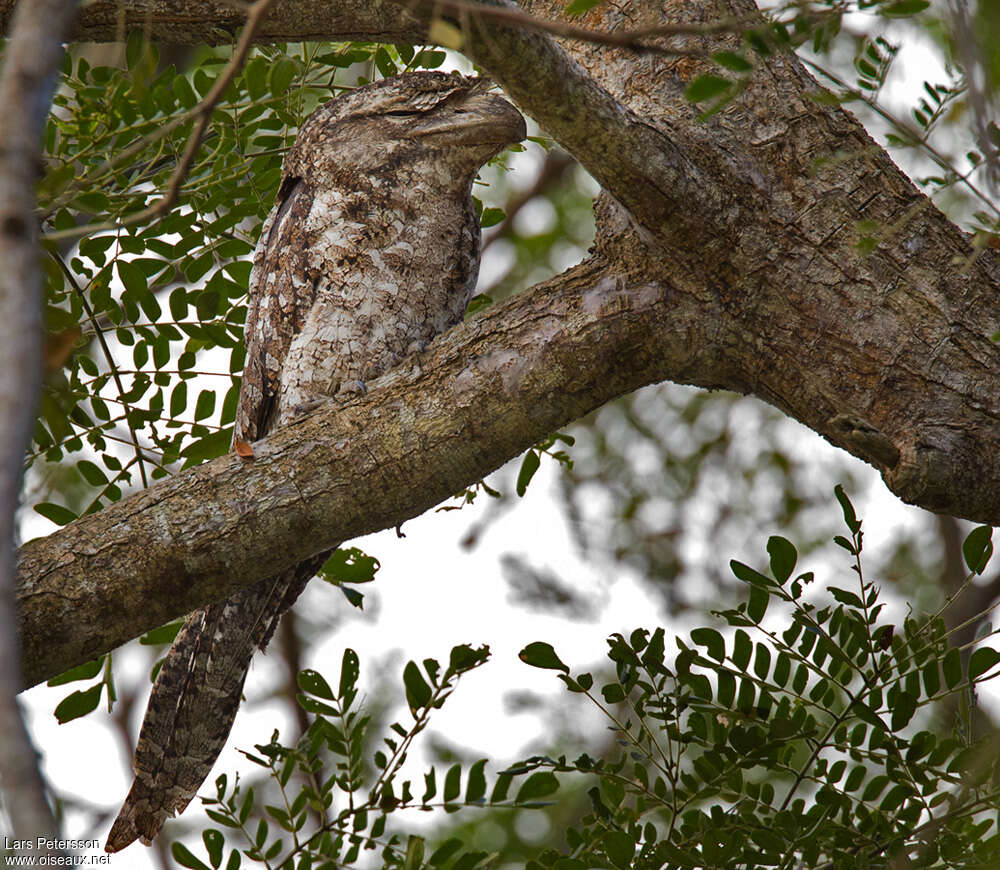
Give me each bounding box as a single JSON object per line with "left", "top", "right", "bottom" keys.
{"left": 732, "top": 630, "right": 752, "bottom": 670}
{"left": 747, "top": 584, "right": 768, "bottom": 623}
{"left": 422, "top": 768, "right": 437, "bottom": 803}
{"left": 428, "top": 838, "right": 462, "bottom": 866}
{"left": 601, "top": 683, "right": 625, "bottom": 703}
{"left": 515, "top": 771, "right": 559, "bottom": 802}
{"left": 139, "top": 619, "right": 183, "bottom": 646}
{"left": 684, "top": 74, "right": 730, "bottom": 103}
{"left": 239, "top": 787, "right": 255, "bottom": 825}
{"left": 403, "top": 660, "right": 433, "bottom": 712}
{"left": 465, "top": 758, "right": 487, "bottom": 802}
{"left": 269, "top": 59, "right": 297, "bottom": 97}
{"left": 969, "top": 647, "right": 1000, "bottom": 681}
{"left": 54, "top": 683, "right": 103, "bottom": 723}
{"left": 963, "top": 525, "right": 993, "bottom": 575}
{"left": 519, "top": 641, "right": 569, "bottom": 673}
{"left": 713, "top": 50, "right": 753, "bottom": 72}
{"left": 890, "top": 690, "right": 917, "bottom": 731}
{"left": 76, "top": 459, "right": 108, "bottom": 486}
{"left": 443, "top": 763, "right": 462, "bottom": 802}
{"left": 339, "top": 647, "right": 360, "bottom": 699}
{"left": 602, "top": 830, "right": 635, "bottom": 868}
{"left": 753, "top": 644, "right": 771, "bottom": 680}
{"left": 298, "top": 668, "right": 334, "bottom": 700}
{"left": 850, "top": 700, "right": 885, "bottom": 731}
{"left": 490, "top": 772, "right": 512, "bottom": 803}
{"left": 942, "top": 648, "right": 962, "bottom": 689}
{"left": 766, "top": 536, "right": 797, "bottom": 583}
{"left": 449, "top": 643, "right": 489, "bottom": 673}
{"left": 203, "top": 829, "right": 224, "bottom": 868}
{"left": 194, "top": 389, "right": 216, "bottom": 421}
{"left": 297, "top": 695, "right": 336, "bottom": 715}
{"left": 172, "top": 842, "right": 212, "bottom": 870}
{"left": 320, "top": 547, "right": 380, "bottom": 583}
{"left": 833, "top": 535, "right": 856, "bottom": 554}
{"left": 465, "top": 293, "right": 493, "bottom": 316}
{"left": 878, "top": 0, "right": 929, "bottom": 15}
{"left": 180, "top": 427, "right": 233, "bottom": 468}
{"left": 117, "top": 258, "right": 148, "bottom": 296}
{"left": 369, "top": 48, "right": 393, "bottom": 78}
{"left": 691, "top": 627, "right": 725, "bottom": 662}
{"left": 404, "top": 836, "right": 425, "bottom": 870}
{"left": 834, "top": 484, "right": 861, "bottom": 533}
{"left": 565, "top": 0, "right": 604, "bottom": 15}
{"left": 516, "top": 450, "right": 541, "bottom": 496}
{"left": 170, "top": 380, "right": 188, "bottom": 419}
{"left": 730, "top": 560, "right": 774, "bottom": 587}
{"left": 828, "top": 586, "right": 864, "bottom": 608}
{"left": 414, "top": 49, "right": 447, "bottom": 70}
{"left": 34, "top": 501, "right": 77, "bottom": 526}
{"left": 47, "top": 657, "right": 104, "bottom": 687}
{"left": 480, "top": 207, "right": 505, "bottom": 228}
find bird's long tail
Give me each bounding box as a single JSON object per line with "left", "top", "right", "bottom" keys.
{"left": 105, "top": 553, "right": 329, "bottom": 852}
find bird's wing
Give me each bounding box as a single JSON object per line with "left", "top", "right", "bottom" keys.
{"left": 237, "top": 176, "right": 317, "bottom": 442}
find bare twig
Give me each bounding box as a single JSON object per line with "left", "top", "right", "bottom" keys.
{"left": 0, "top": 0, "right": 80, "bottom": 855}
{"left": 946, "top": 0, "right": 999, "bottom": 197}
{"left": 421, "top": 0, "right": 748, "bottom": 51}
{"left": 277, "top": 613, "right": 310, "bottom": 738}
{"left": 44, "top": 0, "right": 278, "bottom": 243}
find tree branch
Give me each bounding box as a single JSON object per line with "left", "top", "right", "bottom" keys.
{"left": 9, "top": 0, "right": 1000, "bottom": 691}
{"left": 15, "top": 255, "right": 710, "bottom": 688}
{"left": 0, "top": 0, "right": 79, "bottom": 850}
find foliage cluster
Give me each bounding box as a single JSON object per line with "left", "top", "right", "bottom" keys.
{"left": 165, "top": 491, "right": 1000, "bottom": 869}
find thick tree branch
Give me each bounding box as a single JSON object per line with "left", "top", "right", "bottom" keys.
{"left": 17, "top": 255, "right": 712, "bottom": 688}
{"left": 0, "top": 0, "right": 78, "bottom": 849}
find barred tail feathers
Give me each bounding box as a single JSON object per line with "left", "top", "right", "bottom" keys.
{"left": 105, "top": 556, "right": 326, "bottom": 853}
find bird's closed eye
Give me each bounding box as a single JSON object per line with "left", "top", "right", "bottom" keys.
{"left": 384, "top": 110, "right": 416, "bottom": 117}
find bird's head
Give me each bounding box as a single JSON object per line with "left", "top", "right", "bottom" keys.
{"left": 284, "top": 71, "right": 527, "bottom": 183}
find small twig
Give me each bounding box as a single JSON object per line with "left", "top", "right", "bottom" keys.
{"left": 946, "top": 0, "right": 999, "bottom": 197}
{"left": 44, "top": 0, "right": 278, "bottom": 243}
{"left": 422, "top": 0, "right": 749, "bottom": 51}
{"left": 800, "top": 55, "right": 1000, "bottom": 219}
{"left": 49, "top": 249, "right": 149, "bottom": 488}
{"left": 277, "top": 613, "right": 310, "bottom": 738}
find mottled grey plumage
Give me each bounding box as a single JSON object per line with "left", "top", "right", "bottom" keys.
{"left": 106, "top": 72, "right": 525, "bottom": 852}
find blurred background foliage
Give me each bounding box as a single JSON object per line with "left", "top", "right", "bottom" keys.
{"left": 16, "top": 0, "right": 1000, "bottom": 866}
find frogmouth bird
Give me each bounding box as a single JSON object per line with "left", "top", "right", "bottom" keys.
{"left": 106, "top": 71, "right": 525, "bottom": 852}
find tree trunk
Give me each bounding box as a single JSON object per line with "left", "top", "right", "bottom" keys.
{"left": 8, "top": 0, "right": 1000, "bottom": 684}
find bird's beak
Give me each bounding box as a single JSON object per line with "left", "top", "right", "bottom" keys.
{"left": 412, "top": 90, "right": 526, "bottom": 152}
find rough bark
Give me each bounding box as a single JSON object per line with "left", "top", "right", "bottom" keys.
{"left": 0, "top": 0, "right": 78, "bottom": 849}
{"left": 8, "top": 1, "right": 1000, "bottom": 681}
{"left": 17, "top": 258, "right": 697, "bottom": 688}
